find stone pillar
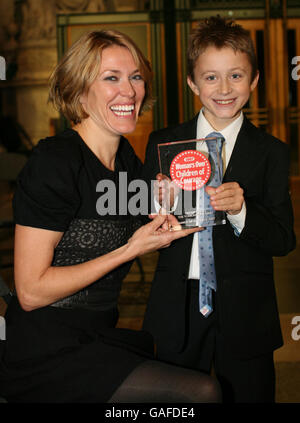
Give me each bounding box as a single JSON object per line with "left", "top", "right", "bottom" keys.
{"left": 0, "top": 0, "right": 59, "bottom": 146}
{"left": 0, "top": 0, "right": 148, "bottom": 146}
{"left": 15, "top": 0, "right": 58, "bottom": 144}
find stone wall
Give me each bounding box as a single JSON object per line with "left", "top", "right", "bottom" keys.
{"left": 0, "top": 0, "right": 147, "bottom": 147}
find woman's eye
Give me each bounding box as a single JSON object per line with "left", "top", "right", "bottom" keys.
{"left": 104, "top": 75, "right": 118, "bottom": 81}
{"left": 131, "top": 74, "right": 143, "bottom": 81}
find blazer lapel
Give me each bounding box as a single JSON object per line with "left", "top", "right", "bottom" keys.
{"left": 223, "top": 116, "right": 265, "bottom": 185}
{"left": 169, "top": 114, "right": 198, "bottom": 142}
{"left": 170, "top": 115, "right": 264, "bottom": 186}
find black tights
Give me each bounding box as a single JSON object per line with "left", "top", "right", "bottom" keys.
{"left": 108, "top": 360, "right": 222, "bottom": 403}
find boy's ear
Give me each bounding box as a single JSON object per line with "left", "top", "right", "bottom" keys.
{"left": 187, "top": 76, "right": 200, "bottom": 96}
{"left": 250, "top": 70, "right": 259, "bottom": 92}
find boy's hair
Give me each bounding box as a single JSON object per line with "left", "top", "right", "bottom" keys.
{"left": 49, "top": 30, "right": 153, "bottom": 124}
{"left": 187, "top": 16, "right": 258, "bottom": 82}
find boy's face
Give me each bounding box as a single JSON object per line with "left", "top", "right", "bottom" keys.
{"left": 187, "top": 46, "right": 259, "bottom": 130}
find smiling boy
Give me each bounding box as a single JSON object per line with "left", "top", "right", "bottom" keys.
{"left": 142, "top": 16, "right": 296, "bottom": 402}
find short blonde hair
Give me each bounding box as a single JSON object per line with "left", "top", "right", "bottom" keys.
{"left": 49, "top": 30, "right": 153, "bottom": 124}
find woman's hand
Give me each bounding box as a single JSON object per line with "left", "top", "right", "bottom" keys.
{"left": 126, "top": 214, "right": 201, "bottom": 258}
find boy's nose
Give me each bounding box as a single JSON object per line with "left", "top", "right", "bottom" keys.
{"left": 218, "top": 78, "right": 232, "bottom": 95}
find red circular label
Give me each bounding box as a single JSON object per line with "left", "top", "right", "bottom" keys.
{"left": 170, "top": 150, "right": 211, "bottom": 191}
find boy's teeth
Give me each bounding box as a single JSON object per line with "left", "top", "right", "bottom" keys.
{"left": 215, "top": 99, "right": 233, "bottom": 104}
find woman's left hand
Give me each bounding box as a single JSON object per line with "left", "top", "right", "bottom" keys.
{"left": 127, "top": 214, "right": 201, "bottom": 257}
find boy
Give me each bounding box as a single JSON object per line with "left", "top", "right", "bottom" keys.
{"left": 142, "top": 16, "right": 296, "bottom": 402}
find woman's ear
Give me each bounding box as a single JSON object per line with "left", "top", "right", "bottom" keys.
{"left": 79, "top": 93, "right": 86, "bottom": 105}
{"left": 187, "top": 76, "right": 200, "bottom": 96}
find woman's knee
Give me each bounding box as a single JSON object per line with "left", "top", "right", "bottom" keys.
{"left": 197, "top": 375, "right": 222, "bottom": 403}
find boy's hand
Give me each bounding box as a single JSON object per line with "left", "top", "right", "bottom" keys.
{"left": 206, "top": 182, "right": 244, "bottom": 215}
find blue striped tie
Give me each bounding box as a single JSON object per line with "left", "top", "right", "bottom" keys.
{"left": 198, "top": 132, "right": 225, "bottom": 317}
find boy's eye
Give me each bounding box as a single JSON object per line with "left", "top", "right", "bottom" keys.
{"left": 232, "top": 73, "right": 241, "bottom": 79}
{"left": 206, "top": 75, "right": 216, "bottom": 81}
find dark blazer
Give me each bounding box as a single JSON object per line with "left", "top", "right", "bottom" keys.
{"left": 142, "top": 115, "right": 296, "bottom": 359}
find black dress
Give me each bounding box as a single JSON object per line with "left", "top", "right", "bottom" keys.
{"left": 0, "top": 129, "right": 154, "bottom": 403}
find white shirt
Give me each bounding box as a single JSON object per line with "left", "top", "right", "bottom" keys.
{"left": 188, "top": 109, "right": 246, "bottom": 279}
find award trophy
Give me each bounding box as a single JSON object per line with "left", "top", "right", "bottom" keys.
{"left": 157, "top": 137, "right": 226, "bottom": 229}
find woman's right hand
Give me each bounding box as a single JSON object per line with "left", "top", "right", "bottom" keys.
{"left": 126, "top": 214, "right": 201, "bottom": 258}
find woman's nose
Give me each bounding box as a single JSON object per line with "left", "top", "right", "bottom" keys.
{"left": 120, "top": 79, "right": 135, "bottom": 97}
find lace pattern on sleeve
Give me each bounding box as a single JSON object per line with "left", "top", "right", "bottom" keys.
{"left": 51, "top": 217, "right": 142, "bottom": 309}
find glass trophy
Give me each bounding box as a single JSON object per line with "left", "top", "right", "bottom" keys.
{"left": 157, "top": 137, "right": 226, "bottom": 229}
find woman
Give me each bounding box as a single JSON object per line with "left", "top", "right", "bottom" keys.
{"left": 0, "top": 30, "right": 221, "bottom": 403}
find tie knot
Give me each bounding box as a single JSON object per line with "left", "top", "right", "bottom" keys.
{"left": 205, "top": 132, "right": 225, "bottom": 154}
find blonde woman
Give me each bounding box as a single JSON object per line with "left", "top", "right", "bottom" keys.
{"left": 0, "top": 30, "right": 220, "bottom": 403}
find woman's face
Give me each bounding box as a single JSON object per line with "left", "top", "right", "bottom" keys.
{"left": 80, "top": 45, "right": 145, "bottom": 137}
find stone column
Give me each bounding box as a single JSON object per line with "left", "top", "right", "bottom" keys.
{"left": 0, "top": 0, "right": 59, "bottom": 146}
{"left": 0, "top": 0, "right": 148, "bottom": 146}
{"left": 14, "top": 0, "right": 58, "bottom": 144}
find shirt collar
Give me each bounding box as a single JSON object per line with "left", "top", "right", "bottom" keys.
{"left": 196, "top": 108, "right": 244, "bottom": 148}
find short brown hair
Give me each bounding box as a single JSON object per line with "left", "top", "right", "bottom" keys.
{"left": 49, "top": 30, "right": 153, "bottom": 124}
{"left": 187, "top": 16, "right": 258, "bottom": 82}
